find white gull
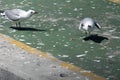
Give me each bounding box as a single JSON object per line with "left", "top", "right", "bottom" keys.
{"left": 79, "top": 17, "right": 102, "bottom": 36}
{"left": 0, "top": 9, "right": 38, "bottom": 27}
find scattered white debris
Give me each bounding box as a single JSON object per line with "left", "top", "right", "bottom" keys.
{"left": 93, "top": 60, "right": 101, "bottom": 63}
{"left": 44, "top": 33, "right": 50, "bottom": 36}
{"left": 64, "top": 44, "right": 69, "bottom": 47}
{"left": 53, "top": 45, "right": 56, "bottom": 47}
{"left": 50, "top": 28, "right": 54, "bottom": 31}
{"left": 74, "top": 8, "right": 78, "bottom": 11}
{"left": 58, "top": 55, "right": 69, "bottom": 58}
{"left": 91, "top": 6, "right": 96, "bottom": 9}
{"left": 53, "top": 3, "right": 57, "bottom": 5}
{"left": 109, "top": 29, "right": 116, "bottom": 32}
{"left": 26, "top": 43, "right": 31, "bottom": 45}
{"left": 19, "top": 39, "right": 25, "bottom": 41}
{"left": 66, "top": 0, "right": 71, "bottom": 3}
{"left": 60, "top": 28, "right": 66, "bottom": 31}
{"left": 21, "top": 35, "right": 25, "bottom": 37}
{"left": 84, "top": 51, "right": 88, "bottom": 54}
{"left": 108, "top": 55, "right": 115, "bottom": 58}
{"left": 76, "top": 54, "right": 86, "bottom": 58}
{"left": 90, "top": 47, "right": 94, "bottom": 49}
{"left": 111, "top": 36, "right": 120, "bottom": 39}
{"left": 37, "top": 42, "right": 45, "bottom": 46}
{"left": 56, "top": 34, "right": 60, "bottom": 37}
{"left": 79, "top": 8, "right": 83, "bottom": 11}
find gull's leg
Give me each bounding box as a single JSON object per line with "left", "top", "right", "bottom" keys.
{"left": 84, "top": 30, "right": 88, "bottom": 36}
{"left": 16, "top": 22, "right": 18, "bottom": 27}
{"left": 85, "top": 31, "right": 90, "bottom": 37}
{"left": 85, "top": 31, "right": 88, "bottom": 37}
{"left": 88, "top": 31, "right": 90, "bottom": 36}
{"left": 18, "top": 22, "right": 21, "bottom": 27}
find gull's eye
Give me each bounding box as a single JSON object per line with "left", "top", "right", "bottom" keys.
{"left": 81, "top": 24, "right": 84, "bottom": 27}
{"left": 30, "top": 11, "right": 35, "bottom": 14}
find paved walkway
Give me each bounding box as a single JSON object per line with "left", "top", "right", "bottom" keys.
{"left": 0, "top": 33, "right": 106, "bottom": 80}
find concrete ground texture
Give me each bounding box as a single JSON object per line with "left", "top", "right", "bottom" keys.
{"left": 0, "top": 33, "right": 106, "bottom": 80}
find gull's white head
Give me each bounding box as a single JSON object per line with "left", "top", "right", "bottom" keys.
{"left": 79, "top": 18, "right": 94, "bottom": 30}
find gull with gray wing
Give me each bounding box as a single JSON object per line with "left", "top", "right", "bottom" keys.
{"left": 0, "top": 9, "right": 38, "bottom": 27}
{"left": 79, "top": 17, "right": 102, "bottom": 36}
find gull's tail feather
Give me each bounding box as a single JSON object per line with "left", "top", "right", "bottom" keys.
{"left": 95, "top": 22, "right": 102, "bottom": 30}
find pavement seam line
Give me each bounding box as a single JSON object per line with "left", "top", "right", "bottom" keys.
{"left": 0, "top": 33, "right": 106, "bottom": 80}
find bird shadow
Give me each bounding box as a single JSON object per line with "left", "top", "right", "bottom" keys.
{"left": 83, "top": 34, "right": 109, "bottom": 43}
{"left": 10, "top": 26, "right": 47, "bottom": 32}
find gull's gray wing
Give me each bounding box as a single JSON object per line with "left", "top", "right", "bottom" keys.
{"left": 4, "top": 10, "right": 21, "bottom": 21}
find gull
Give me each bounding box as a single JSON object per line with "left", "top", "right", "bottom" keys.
{"left": 0, "top": 9, "right": 38, "bottom": 27}
{"left": 79, "top": 17, "right": 102, "bottom": 36}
